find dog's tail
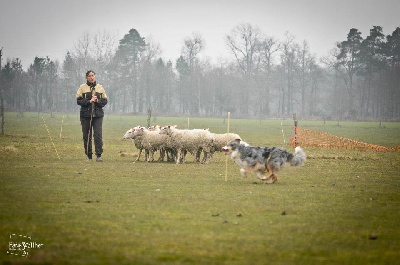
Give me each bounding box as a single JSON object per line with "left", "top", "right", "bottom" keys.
{"left": 288, "top": 146, "right": 306, "bottom": 167}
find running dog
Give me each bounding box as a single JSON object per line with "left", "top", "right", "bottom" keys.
{"left": 222, "top": 139, "right": 306, "bottom": 184}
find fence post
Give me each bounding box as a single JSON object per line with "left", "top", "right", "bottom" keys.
{"left": 293, "top": 113, "right": 298, "bottom": 147}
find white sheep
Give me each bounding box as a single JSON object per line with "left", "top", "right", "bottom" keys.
{"left": 144, "top": 125, "right": 177, "bottom": 162}
{"left": 208, "top": 132, "right": 242, "bottom": 160}
{"left": 123, "top": 126, "right": 148, "bottom": 161}
{"left": 124, "top": 125, "right": 241, "bottom": 164}
{"left": 133, "top": 126, "right": 176, "bottom": 162}
{"left": 159, "top": 125, "right": 214, "bottom": 164}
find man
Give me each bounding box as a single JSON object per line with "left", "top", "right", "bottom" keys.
{"left": 76, "top": 70, "right": 108, "bottom": 162}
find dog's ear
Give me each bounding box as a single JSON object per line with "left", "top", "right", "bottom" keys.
{"left": 234, "top": 139, "right": 241, "bottom": 144}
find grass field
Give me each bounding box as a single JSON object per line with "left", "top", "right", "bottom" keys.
{"left": 1, "top": 112, "right": 399, "bottom": 265}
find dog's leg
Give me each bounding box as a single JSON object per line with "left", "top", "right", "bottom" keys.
{"left": 264, "top": 174, "right": 278, "bottom": 183}
{"left": 271, "top": 173, "right": 278, "bottom": 183}
{"left": 264, "top": 158, "right": 274, "bottom": 179}
{"left": 240, "top": 168, "right": 249, "bottom": 178}
{"left": 254, "top": 163, "right": 268, "bottom": 181}
{"left": 262, "top": 159, "right": 277, "bottom": 184}
{"left": 255, "top": 170, "right": 268, "bottom": 181}
{"left": 263, "top": 171, "right": 278, "bottom": 184}
{"left": 263, "top": 177, "right": 276, "bottom": 184}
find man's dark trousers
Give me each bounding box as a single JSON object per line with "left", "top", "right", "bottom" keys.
{"left": 81, "top": 116, "right": 103, "bottom": 157}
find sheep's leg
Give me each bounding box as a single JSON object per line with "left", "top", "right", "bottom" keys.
{"left": 207, "top": 151, "right": 214, "bottom": 162}
{"left": 135, "top": 148, "right": 142, "bottom": 162}
{"left": 147, "top": 149, "right": 155, "bottom": 162}
{"left": 170, "top": 149, "right": 177, "bottom": 162}
{"left": 158, "top": 148, "right": 165, "bottom": 162}
{"left": 176, "top": 149, "right": 182, "bottom": 164}
{"left": 166, "top": 149, "right": 173, "bottom": 162}
{"left": 201, "top": 151, "right": 209, "bottom": 164}
{"left": 195, "top": 148, "right": 202, "bottom": 162}
{"left": 182, "top": 150, "right": 187, "bottom": 163}
{"left": 201, "top": 150, "right": 208, "bottom": 163}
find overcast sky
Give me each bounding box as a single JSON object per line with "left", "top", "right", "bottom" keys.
{"left": 1, "top": 0, "right": 399, "bottom": 70}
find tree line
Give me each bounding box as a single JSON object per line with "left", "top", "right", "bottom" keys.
{"left": 0, "top": 24, "right": 399, "bottom": 121}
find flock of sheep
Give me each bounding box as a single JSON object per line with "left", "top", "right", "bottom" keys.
{"left": 123, "top": 125, "right": 241, "bottom": 164}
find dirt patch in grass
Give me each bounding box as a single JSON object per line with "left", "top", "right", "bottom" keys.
{"left": 0, "top": 145, "right": 18, "bottom": 152}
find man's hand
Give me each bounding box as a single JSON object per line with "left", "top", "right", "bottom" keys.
{"left": 90, "top": 95, "right": 98, "bottom": 103}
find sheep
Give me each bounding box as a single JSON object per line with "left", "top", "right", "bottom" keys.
{"left": 142, "top": 125, "right": 176, "bottom": 162}
{"left": 132, "top": 126, "right": 172, "bottom": 162}
{"left": 123, "top": 125, "right": 176, "bottom": 162}
{"left": 123, "top": 125, "right": 148, "bottom": 161}
{"left": 159, "top": 125, "right": 214, "bottom": 164}
{"left": 124, "top": 125, "right": 241, "bottom": 164}
{"left": 146, "top": 125, "right": 166, "bottom": 161}
{"left": 209, "top": 132, "right": 242, "bottom": 160}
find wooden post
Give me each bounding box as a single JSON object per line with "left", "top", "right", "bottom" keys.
{"left": 0, "top": 48, "right": 4, "bottom": 135}
{"left": 225, "top": 112, "right": 230, "bottom": 182}
{"left": 293, "top": 113, "right": 298, "bottom": 147}
{"left": 147, "top": 109, "right": 151, "bottom": 128}
{"left": 0, "top": 105, "right": 4, "bottom": 135}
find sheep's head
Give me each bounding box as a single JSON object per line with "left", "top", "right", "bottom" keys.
{"left": 123, "top": 125, "right": 142, "bottom": 139}
{"left": 133, "top": 126, "right": 146, "bottom": 136}
{"left": 148, "top": 125, "right": 161, "bottom": 132}
{"left": 123, "top": 128, "right": 135, "bottom": 139}
{"left": 159, "top": 125, "right": 176, "bottom": 135}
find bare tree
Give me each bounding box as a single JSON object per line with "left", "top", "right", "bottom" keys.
{"left": 226, "top": 23, "right": 261, "bottom": 115}
{"left": 181, "top": 32, "right": 204, "bottom": 114}
{"left": 308, "top": 57, "right": 324, "bottom": 117}
{"left": 226, "top": 23, "right": 261, "bottom": 74}
{"left": 71, "top": 29, "right": 118, "bottom": 83}
{"left": 298, "top": 40, "right": 312, "bottom": 116}
{"left": 279, "top": 32, "right": 299, "bottom": 115}
{"left": 255, "top": 36, "right": 280, "bottom": 117}
{"left": 72, "top": 31, "right": 93, "bottom": 74}
{"left": 0, "top": 48, "right": 5, "bottom": 135}
{"left": 92, "top": 29, "right": 118, "bottom": 65}
{"left": 140, "top": 36, "right": 162, "bottom": 112}
{"left": 322, "top": 47, "right": 348, "bottom": 122}
{"left": 182, "top": 32, "right": 204, "bottom": 72}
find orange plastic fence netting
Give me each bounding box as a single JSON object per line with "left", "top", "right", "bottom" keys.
{"left": 289, "top": 127, "right": 400, "bottom": 152}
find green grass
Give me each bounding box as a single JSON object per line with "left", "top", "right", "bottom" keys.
{"left": 1, "top": 112, "right": 400, "bottom": 265}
